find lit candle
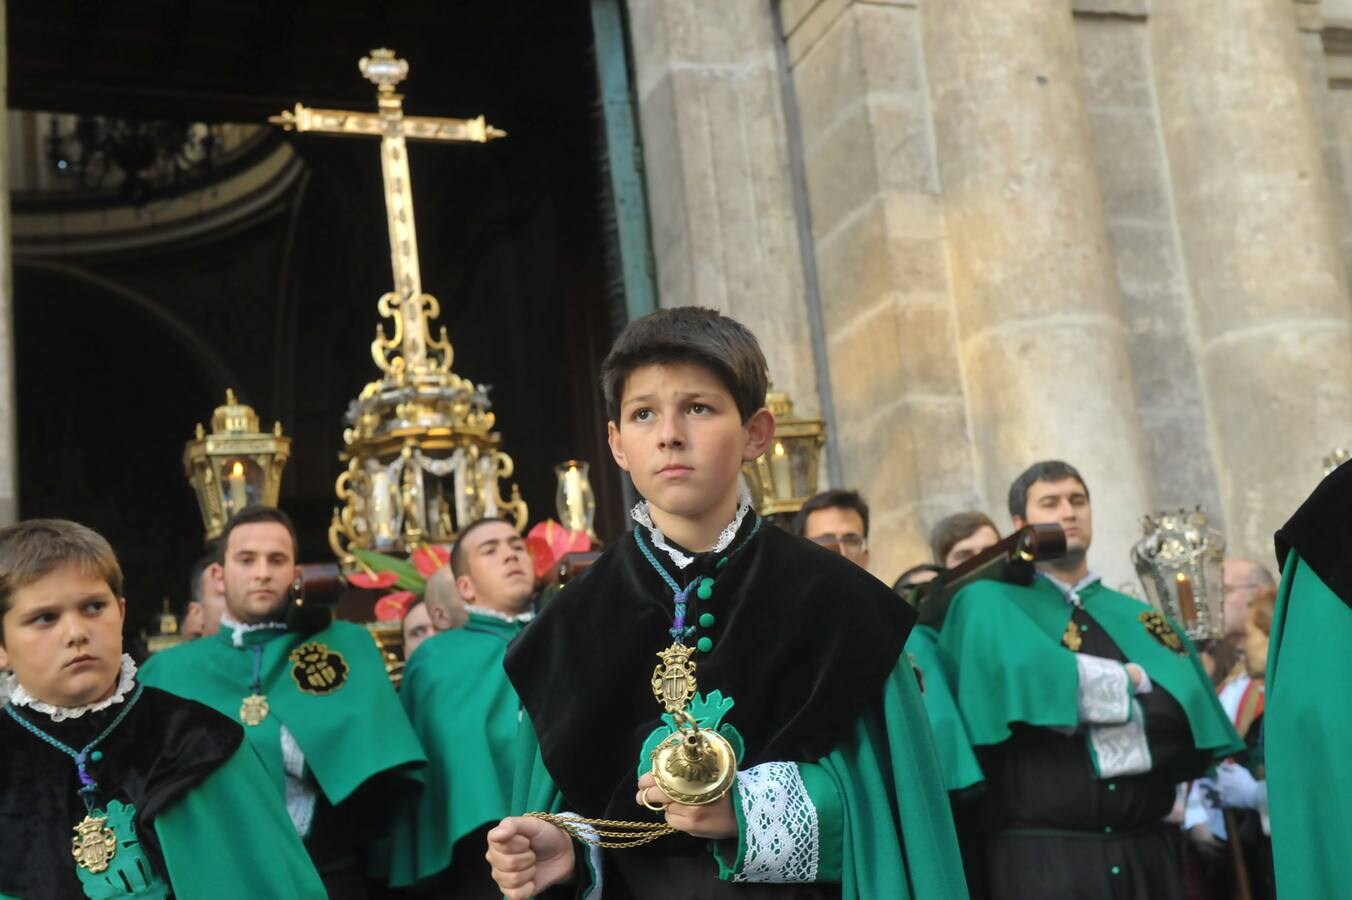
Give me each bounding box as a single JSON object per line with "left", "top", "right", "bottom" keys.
{"left": 228, "top": 461, "right": 248, "bottom": 512}
{"left": 563, "top": 465, "right": 585, "bottom": 531}
{"left": 770, "top": 442, "right": 793, "bottom": 500}
{"left": 1174, "top": 571, "right": 1198, "bottom": 626}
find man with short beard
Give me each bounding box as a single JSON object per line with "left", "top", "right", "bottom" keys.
{"left": 939, "top": 460, "right": 1241, "bottom": 900}
{"left": 141, "top": 505, "right": 425, "bottom": 897}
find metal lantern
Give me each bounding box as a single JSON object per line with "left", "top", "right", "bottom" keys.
{"left": 184, "top": 390, "right": 291, "bottom": 540}
{"left": 1130, "top": 508, "right": 1226, "bottom": 642}
{"left": 742, "top": 389, "right": 827, "bottom": 517}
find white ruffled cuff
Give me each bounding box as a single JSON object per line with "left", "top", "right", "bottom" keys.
{"left": 730, "top": 762, "right": 820, "bottom": 883}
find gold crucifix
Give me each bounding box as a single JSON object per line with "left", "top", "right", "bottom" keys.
{"left": 269, "top": 48, "right": 505, "bottom": 375}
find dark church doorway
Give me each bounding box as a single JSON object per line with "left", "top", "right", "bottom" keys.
{"left": 8, "top": 1, "right": 638, "bottom": 629}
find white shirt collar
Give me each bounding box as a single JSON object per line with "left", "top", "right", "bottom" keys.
{"left": 220, "top": 611, "right": 288, "bottom": 647}
{"left": 467, "top": 606, "right": 535, "bottom": 625}
{"left": 3, "top": 654, "right": 138, "bottom": 723}
{"left": 1037, "top": 570, "right": 1102, "bottom": 607}
{"left": 630, "top": 484, "right": 753, "bottom": 570}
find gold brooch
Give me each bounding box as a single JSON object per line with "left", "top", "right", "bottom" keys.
{"left": 1139, "top": 610, "right": 1186, "bottom": 656}
{"left": 1062, "top": 619, "right": 1083, "bottom": 652}
{"left": 289, "top": 642, "right": 350, "bottom": 694}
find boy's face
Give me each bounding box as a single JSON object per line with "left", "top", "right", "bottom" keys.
{"left": 222, "top": 522, "right": 299, "bottom": 624}
{"left": 607, "top": 362, "right": 772, "bottom": 526}
{"left": 1, "top": 565, "right": 126, "bottom": 707}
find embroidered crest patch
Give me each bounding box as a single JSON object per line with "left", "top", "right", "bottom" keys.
{"left": 289, "top": 642, "right": 349, "bottom": 694}
{"left": 1139, "top": 610, "right": 1186, "bottom": 656}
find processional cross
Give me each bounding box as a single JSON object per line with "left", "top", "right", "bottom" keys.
{"left": 269, "top": 48, "right": 505, "bottom": 374}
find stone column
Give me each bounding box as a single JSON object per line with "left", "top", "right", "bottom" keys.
{"left": 786, "top": 0, "right": 981, "bottom": 581}
{"left": 1151, "top": 0, "right": 1352, "bottom": 562}
{"left": 626, "top": 0, "right": 821, "bottom": 414}
{"left": 0, "top": 1, "right": 16, "bottom": 525}
{"left": 921, "top": 0, "right": 1153, "bottom": 586}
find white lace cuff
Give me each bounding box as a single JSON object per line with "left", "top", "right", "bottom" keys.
{"left": 730, "top": 762, "right": 820, "bottom": 883}
{"left": 558, "top": 812, "right": 603, "bottom": 900}
{"left": 1076, "top": 654, "right": 1131, "bottom": 725}
{"left": 1088, "top": 699, "right": 1152, "bottom": 778}
{"left": 280, "top": 725, "right": 317, "bottom": 838}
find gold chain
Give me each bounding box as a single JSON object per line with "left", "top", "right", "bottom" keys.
{"left": 524, "top": 812, "right": 676, "bottom": 849}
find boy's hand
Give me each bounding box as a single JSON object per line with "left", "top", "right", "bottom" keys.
{"left": 486, "top": 816, "right": 575, "bottom": 900}
{"left": 636, "top": 772, "right": 738, "bottom": 840}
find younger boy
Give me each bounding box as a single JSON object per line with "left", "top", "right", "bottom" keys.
{"left": 0, "top": 518, "right": 324, "bottom": 899}
{"left": 487, "top": 307, "right": 966, "bottom": 899}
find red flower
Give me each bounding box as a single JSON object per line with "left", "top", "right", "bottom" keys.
{"left": 347, "top": 570, "right": 399, "bottom": 590}
{"left": 374, "top": 591, "right": 417, "bottom": 621}
{"left": 412, "top": 545, "right": 450, "bottom": 578}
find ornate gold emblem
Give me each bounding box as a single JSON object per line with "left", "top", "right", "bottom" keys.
{"left": 1139, "top": 610, "right": 1186, "bottom": 656}
{"left": 650, "top": 709, "right": 736, "bottom": 806}
{"left": 1062, "top": 619, "right": 1083, "bottom": 652}
{"left": 289, "top": 642, "right": 350, "bottom": 694}
{"left": 240, "top": 693, "right": 270, "bottom": 726}
{"left": 651, "top": 644, "right": 697, "bottom": 713}
{"left": 72, "top": 814, "right": 117, "bottom": 874}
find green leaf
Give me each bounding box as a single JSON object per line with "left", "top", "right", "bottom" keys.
{"left": 351, "top": 548, "right": 426, "bottom": 592}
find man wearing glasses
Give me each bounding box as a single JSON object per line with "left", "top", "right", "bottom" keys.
{"left": 793, "top": 489, "right": 871, "bottom": 567}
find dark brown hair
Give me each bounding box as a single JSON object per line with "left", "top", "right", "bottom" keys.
{"left": 0, "top": 519, "right": 123, "bottom": 641}
{"left": 451, "top": 517, "right": 513, "bottom": 577}
{"left": 1008, "top": 460, "right": 1090, "bottom": 520}
{"left": 930, "top": 511, "right": 1000, "bottom": 565}
{"left": 793, "top": 489, "right": 870, "bottom": 539}
{"left": 221, "top": 505, "right": 299, "bottom": 560}
{"left": 600, "top": 307, "right": 769, "bottom": 424}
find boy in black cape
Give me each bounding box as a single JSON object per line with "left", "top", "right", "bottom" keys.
{"left": 0, "top": 518, "right": 324, "bottom": 899}
{"left": 487, "top": 307, "right": 966, "bottom": 899}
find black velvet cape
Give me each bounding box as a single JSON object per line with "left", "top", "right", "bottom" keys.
{"left": 1275, "top": 457, "right": 1352, "bottom": 608}
{"left": 0, "top": 685, "right": 242, "bottom": 899}
{"left": 504, "top": 515, "right": 914, "bottom": 828}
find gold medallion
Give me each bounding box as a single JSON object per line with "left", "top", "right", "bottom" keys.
{"left": 1062, "top": 619, "right": 1083, "bottom": 652}
{"left": 71, "top": 813, "right": 117, "bottom": 874}
{"left": 240, "top": 693, "right": 270, "bottom": 726}
{"left": 651, "top": 644, "right": 698, "bottom": 712}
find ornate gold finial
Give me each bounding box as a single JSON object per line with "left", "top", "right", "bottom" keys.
{"left": 183, "top": 390, "right": 292, "bottom": 540}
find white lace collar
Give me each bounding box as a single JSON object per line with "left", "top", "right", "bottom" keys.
{"left": 1037, "top": 570, "right": 1102, "bottom": 607}
{"left": 630, "top": 485, "right": 753, "bottom": 570}
{"left": 4, "top": 654, "right": 138, "bottom": 723}
{"left": 220, "top": 611, "right": 288, "bottom": 647}
{"left": 467, "top": 606, "right": 535, "bottom": 625}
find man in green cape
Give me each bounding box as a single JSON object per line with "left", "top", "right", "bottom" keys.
{"left": 940, "top": 461, "right": 1241, "bottom": 900}
{"left": 388, "top": 517, "right": 537, "bottom": 896}
{"left": 140, "top": 506, "right": 425, "bottom": 897}
{"left": 1265, "top": 458, "right": 1352, "bottom": 898}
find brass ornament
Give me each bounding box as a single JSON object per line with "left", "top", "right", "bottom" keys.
{"left": 1062, "top": 619, "right": 1083, "bottom": 652}
{"left": 649, "top": 710, "right": 736, "bottom": 806}
{"left": 1139, "top": 610, "right": 1186, "bottom": 656}
{"left": 240, "top": 693, "right": 270, "bottom": 726}
{"left": 289, "top": 642, "right": 350, "bottom": 694}
{"left": 651, "top": 644, "right": 698, "bottom": 712}
{"left": 72, "top": 813, "right": 117, "bottom": 874}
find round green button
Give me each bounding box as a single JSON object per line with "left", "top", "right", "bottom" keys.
{"left": 1111, "top": 867, "right": 1121, "bottom": 876}
{"left": 696, "top": 578, "right": 714, "bottom": 601}
{"left": 1104, "top": 826, "right": 1113, "bottom": 834}
{"left": 716, "top": 557, "right": 729, "bottom": 569}
{"left": 90, "top": 751, "right": 104, "bottom": 762}
{"left": 699, "top": 613, "right": 715, "bottom": 628}
{"left": 1107, "top": 783, "right": 1117, "bottom": 792}
{"left": 697, "top": 636, "right": 713, "bottom": 653}
{"left": 1080, "top": 624, "right": 1088, "bottom": 632}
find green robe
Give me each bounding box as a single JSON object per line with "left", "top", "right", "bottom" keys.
{"left": 512, "top": 658, "right": 968, "bottom": 900}
{"left": 905, "top": 625, "right": 983, "bottom": 793}
{"left": 387, "top": 611, "right": 527, "bottom": 886}
{"left": 1265, "top": 553, "right": 1352, "bottom": 898}
{"left": 939, "top": 576, "right": 1241, "bottom": 756}
{"left": 140, "top": 620, "right": 425, "bottom": 813}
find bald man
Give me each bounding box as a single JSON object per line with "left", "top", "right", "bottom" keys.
{"left": 1222, "top": 559, "right": 1276, "bottom": 645}
{"left": 424, "top": 564, "right": 468, "bottom": 632}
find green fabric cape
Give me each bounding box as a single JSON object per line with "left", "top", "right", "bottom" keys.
{"left": 0, "top": 745, "right": 326, "bottom": 900}
{"left": 1265, "top": 553, "right": 1352, "bottom": 898}
{"left": 140, "top": 620, "right": 425, "bottom": 805}
{"left": 387, "top": 612, "right": 526, "bottom": 886}
{"left": 905, "top": 626, "right": 984, "bottom": 793}
{"left": 512, "top": 658, "right": 968, "bottom": 900}
{"left": 940, "top": 577, "right": 1240, "bottom": 756}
